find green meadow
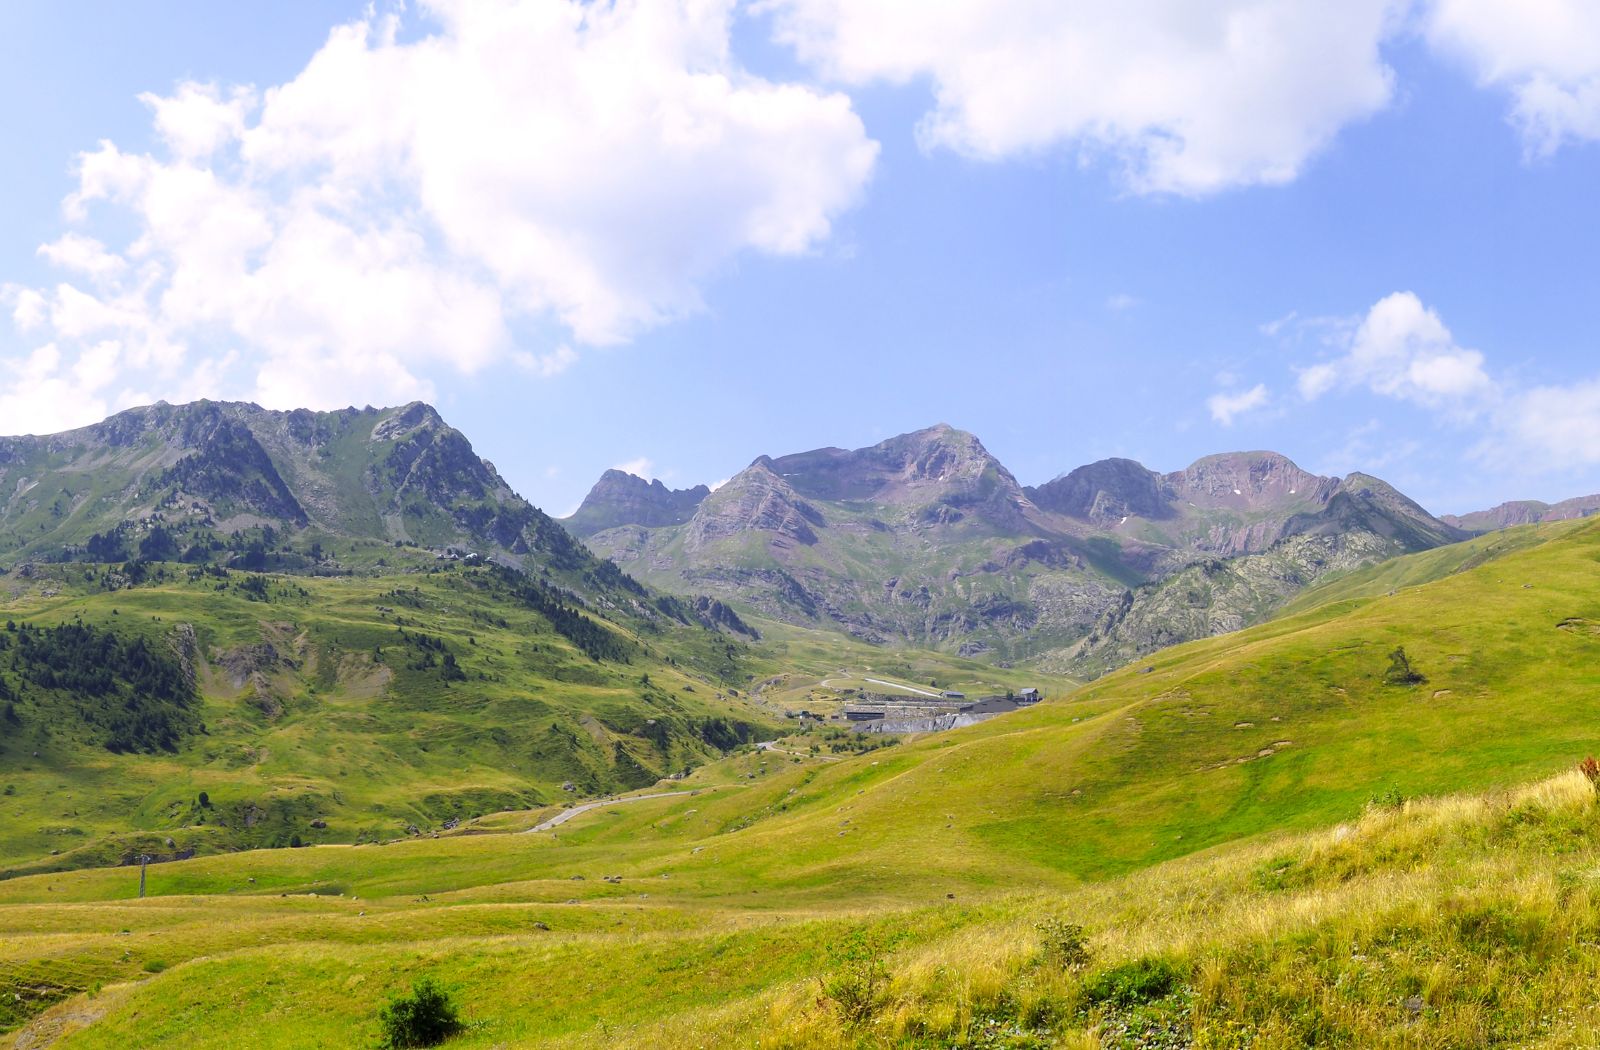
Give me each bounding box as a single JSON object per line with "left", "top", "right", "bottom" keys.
{"left": 8, "top": 517, "right": 1600, "bottom": 1046}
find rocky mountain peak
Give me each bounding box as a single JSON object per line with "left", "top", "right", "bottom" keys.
{"left": 0, "top": 399, "right": 594, "bottom": 572}
{"left": 1028, "top": 458, "right": 1172, "bottom": 524}
{"left": 685, "top": 460, "right": 824, "bottom": 551}
{"left": 763, "top": 424, "right": 1023, "bottom": 522}
{"left": 1168, "top": 451, "right": 1333, "bottom": 510}
{"left": 565, "top": 470, "right": 711, "bottom": 538}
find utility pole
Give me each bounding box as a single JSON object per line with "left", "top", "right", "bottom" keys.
{"left": 138, "top": 854, "right": 151, "bottom": 898}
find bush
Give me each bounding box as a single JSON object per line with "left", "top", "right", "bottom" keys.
{"left": 818, "top": 931, "right": 891, "bottom": 1025}
{"left": 379, "top": 977, "right": 464, "bottom": 1048}
{"left": 1383, "top": 646, "right": 1426, "bottom": 686}
{"left": 1082, "top": 957, "right": 1183, "bottom": 1008}
{"left": 1368, "top": 785, "right": 1408, "bottom": 810}
{"left": 1580, "top": 756, "right": 1600, "bottom": 794}
{"left": 1036, "top": 918, "right": 1092, "bottom": 970}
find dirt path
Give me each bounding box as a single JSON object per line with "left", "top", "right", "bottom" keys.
{"left": 522, "top": 790, "right": 700, "bottom": 833}
{"left": 11, "top": 998, "right": 110, "bottom": 1049}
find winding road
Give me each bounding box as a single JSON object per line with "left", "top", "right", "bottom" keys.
{"left": 523, "top": 790, "right": 700, "bottom": 833}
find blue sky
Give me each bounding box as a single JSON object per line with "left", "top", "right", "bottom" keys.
{"left": 4, "top": 1, "right": 1600, "bottom": 517}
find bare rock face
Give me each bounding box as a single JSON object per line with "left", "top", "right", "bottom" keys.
{"left": 1029, "top": 458, "right": 1173, "bottom": 524}
{"left": 1168, "top": 451, "right": 1334, "bottom": 512}
{"left": 565, "top": 470, "right": 709, "bottom": 538}
{"left": 685, "top": 463, "right": 824, "bottom": 550}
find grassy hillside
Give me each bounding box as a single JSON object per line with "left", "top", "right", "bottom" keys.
{"left": 7, "top": 517, "right": 1600, "bottom": 1045}
{"left": 0, "top": 552, "right": 773, "bottom": 877}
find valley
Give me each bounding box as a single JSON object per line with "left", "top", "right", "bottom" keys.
{"left": 5, "top": 400, "right": 1600, "bottom": 1048}
{"left": 6, "top": 513, "right": 1600, "bottom": 1046}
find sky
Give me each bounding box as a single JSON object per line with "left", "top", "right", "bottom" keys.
{"left": 3, "top": 1, "right": 1600, "bottom": 518}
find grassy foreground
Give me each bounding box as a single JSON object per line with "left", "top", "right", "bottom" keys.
{"left": 11, "top": 768, "right": 1600, "bottom": 1047}
{"left": 9, "top": 516, "right": 1600, "bottom": 1045}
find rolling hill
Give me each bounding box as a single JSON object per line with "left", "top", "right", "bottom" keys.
{"left": 7, "top": 515, "right": 1600, "bottom": 1046}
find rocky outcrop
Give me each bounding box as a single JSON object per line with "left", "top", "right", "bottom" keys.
{"left": 566, "top": 470, "right": 709, "bottom": 537}
{"left": 684, "top": 462, "right": 825, "bottom": 550}
{"left": 1028, "top": 458, "right": 1173, "bottom": 524}
{"left": 1055, "top": 530, "right": 1397, "bottom": 678}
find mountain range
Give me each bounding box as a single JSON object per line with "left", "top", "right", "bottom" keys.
{"left": 567, "top": 424, "right": 1469, "bottom": 674}
{"left": 1443, "top": 494, "right": 1600, "bottom": 533}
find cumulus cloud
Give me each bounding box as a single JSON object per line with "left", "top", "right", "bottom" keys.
{"left": 1278, "top": 290, "right": 1600, "bottom": 473}
{"left": 1296, "top": 292, "right": 1494, "bottom": 411}
{"left": 1207, "top": 383, "right": 1270, "bottom": 425}
{"left": 762, "top": 0, "right": 1403, "bottom": 194}
{"left": 1, "top": 0, "right": 877, "bottom": 434}
{"left": 1427, "top": 0, "right": 1600, "bottom": 156}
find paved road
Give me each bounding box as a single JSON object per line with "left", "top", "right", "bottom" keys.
{"left": 819, "top": 675, "right": 943, "bottom": 698}
{"left": 756, "top": 741, "right": 839, "bottom": 761}
{"left": 523, "top": 790, "right": 699, "bottom": 833}
{"left": 863, "top": 677, "right": 943, "bottom": 698}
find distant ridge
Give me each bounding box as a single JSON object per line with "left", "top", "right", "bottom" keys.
{"left": 1444, "top": 494, "right": 1600, "bottom": 534}
{"left": 565, "top": 427, "right": 1465, "bottom": 675}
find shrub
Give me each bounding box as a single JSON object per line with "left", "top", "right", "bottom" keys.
{"left": 1036, "top": 918, "right": 1092, "bottom": 970}
{"left": 1580, "top": 756, "right": 1600, "bottom": 794}
{"left": 1082, "top": 957, "right": 1183, "bottom": 1008}
{"left": 1368, "top": 785, "right": 1408, "bottom": 810}
{"left": 379, "top": 977, "right": 464, "bottom": 1048}
{"left": 1383, "top": 646, "right": 1426, "bottom": 686}
{"left": 818, "top": 931, "right": 891, "bottom": 1025}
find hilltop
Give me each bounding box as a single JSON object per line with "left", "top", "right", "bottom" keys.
{"left": 0, "top": 401, "right": 781, "bottom": 876}
{"left": 570, "top": 426, "right": 1464, "bottom": 673}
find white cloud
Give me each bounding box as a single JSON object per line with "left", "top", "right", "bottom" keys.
{"left": 763, "top": 0, "right": 1403, "bottom": 194}
{"left": 1105, "top": 293, "right": 1139, "bottom": 312}
{"left": 138, "top": 81, "right": 255, "bottom": 161}
{"left": 1427, "top": 0, "right": 1600, "bottom": 156}
{"left": 37, "top": 234, "right": 126, "bottom": 280}
{"left": 614, "top": 457, "right": 655, "bottom": 479}
{"left": 1296, "top": 292, "right": 1494, "bottom": 411}
{"left": 514, "top": 345, "right": 579, "bottom": 379}
{"left": 1207, "top": 383, "right": 1270, "bottom": 425}
{"left": 1276, "top": 290, "right": 1600, "bottom": 475}
{"left": 4, "top": 287, "right": 48, "bottom": 331}
{"left": 1496, "top": 379, "right": 1600, "bottom": 466}
{"left": 709, "top": 476, "right": 732, "bottom": 492}
{"left": 1, "top": 0, "right": 876, "bottom": 434}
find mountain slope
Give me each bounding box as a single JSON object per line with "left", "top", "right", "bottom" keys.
{"left": 0, "top": 400, "right": 593, "bottom": 573}
{"left": 572, "top": 431, "right": 1464, "bottom": 671}
{"left": 0, "top": 402, "right": 775, "bottom": 876}
{"left": 7, "top": 517, "right": 1600, "bottom": 1046}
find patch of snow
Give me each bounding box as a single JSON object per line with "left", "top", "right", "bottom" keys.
{"left": 1119, "top": 515, "right": 1128, "bottom": 525}
{"left": 1233, "top": 488, "right": 1242, "bottom": 495}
